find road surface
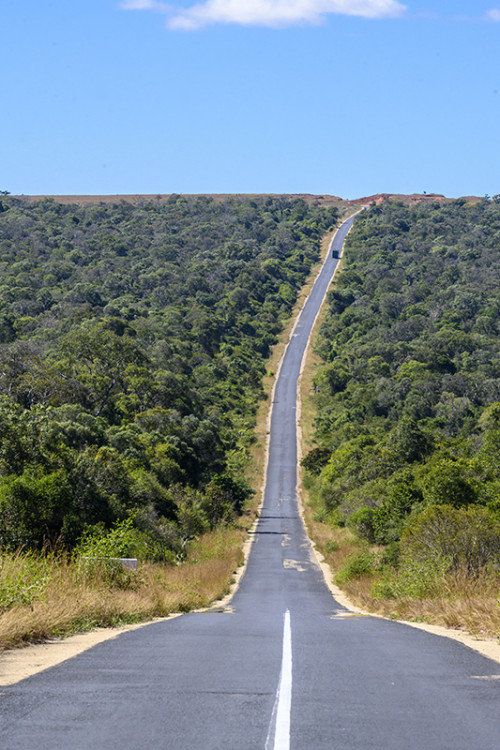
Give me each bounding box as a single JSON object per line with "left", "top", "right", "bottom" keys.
{"left": 1, "top": 213, "right": 499, "bottom": 749}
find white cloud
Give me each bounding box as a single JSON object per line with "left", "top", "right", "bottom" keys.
{"left": 485, "top": 8, "right": 500, "bottom": 21}
{"left": 121, "top": 0, "right": 407, "bottom": 30}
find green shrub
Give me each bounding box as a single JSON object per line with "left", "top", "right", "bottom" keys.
{"left": 400, "top": 504, "right": 500, "bottom": 574}
{"left": 0, "top": 552, "right": 50, "bottom": 612}
{"left": 0, "top": 470, "right": 74, "bottom": 550}
{"left": 76, "top": 517, "right": 147, "bottom": 560}
{"left": 200, "top": 474, "right": 253, "bottom": 529}
{"left": 378, "top": 541, "right": 400, "bottom": 569}
{"left": 335, "top": 549, "right": 376, "bottom": 585}
{"left": 372, "top": 556, "right": 448, "bottom": 600}
{"left": 349, "top": 506, "right": 376, "bottom": 542}
{"left": 420, "top": 460, "right": 478, "bottom": 508}
{"left": 301, "top": 447, "right": 331, "bottom": 476}
{"left": 75, "top": 518, "right": 149, "bottom": 588}
{"left": 348, "top": 477, "right": 422, "bottom": 545}
{"left": 371, "top": 473, "right": 422, "bottom": 543}
{"left": 316, "top": 507, "right": 345, "bottom": 527}
{"left": 324, "top": 539, "right": 340, "bottom": 554}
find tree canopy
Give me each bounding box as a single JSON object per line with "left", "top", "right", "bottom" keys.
{"left": 0, "top": 194, "right": 338, "bottom": 553}
{"left": 304, "top": 198, "right": 500, "bottom": 551}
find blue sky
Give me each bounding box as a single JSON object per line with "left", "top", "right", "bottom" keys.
{"left": 2, "top": 1, "right": 499, "bottom": 199}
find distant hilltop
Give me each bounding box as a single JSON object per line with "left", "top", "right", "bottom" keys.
{"left": 14, "top": 192, "right": 482, "bottom": 207}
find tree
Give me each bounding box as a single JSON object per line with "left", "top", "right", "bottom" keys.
{"left": 391, "top": 416, "right": 430, "bottom": 463}
{"left": 57, "top": 322, "right": 147, "bottom": 418}
{"left": 421, "top": 460, "right": 477, "bottom": 508}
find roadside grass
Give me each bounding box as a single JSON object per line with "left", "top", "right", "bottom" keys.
{"left": 302, "top": 499, "right": 500, "bottom": 638}
{"left": 367, "top": 565, "right": 500, "bottom": 637}
{"left": 0, "top": 526, "right": 245, "bottom": 651}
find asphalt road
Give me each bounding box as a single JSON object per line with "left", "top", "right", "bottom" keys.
{"left": 1, "top": 213, "right": 499, "bottom": 749}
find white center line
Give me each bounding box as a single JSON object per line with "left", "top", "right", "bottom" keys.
{"left": 266, "top": 610, "right": 292, "bottom": 750}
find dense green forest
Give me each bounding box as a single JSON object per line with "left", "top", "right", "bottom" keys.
{"left": 0, "top": 194, "right": 338, "bottom": 557}
{"left": 304, "top": 198, "right": 500, "bottom": 576}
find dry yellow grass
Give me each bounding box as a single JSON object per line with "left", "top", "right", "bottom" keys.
{"left": 340, "top": 566, "right": 500, "bottom": 639}
{"left": 0, "top": 527, "right": 245, "bottom": 651}
{"left": 301, "top": 516, "right": 500, "bottom": 639}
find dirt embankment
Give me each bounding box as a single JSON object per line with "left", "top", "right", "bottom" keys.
{"left": 14, "top": 192, "right": 482, "bottom": 207}
{"left": 15, "top": 193, "right": 346, "bottom": 206}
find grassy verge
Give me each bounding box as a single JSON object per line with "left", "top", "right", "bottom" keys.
{"left": 305, "top": 521, "right": 500, "bottom": 638}
{"left": 298, "top": 236, "right": 500, "bottom": 642}
{"left": 0, "top": 527, "right": 245, "bottom": 651}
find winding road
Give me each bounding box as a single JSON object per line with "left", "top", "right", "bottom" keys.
{"left": 1, "top": 213, "right": 499, "bottom": 749}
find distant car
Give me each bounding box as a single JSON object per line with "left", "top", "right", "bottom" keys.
{"left": 332, "top": 249, "right": 339, "bottom": 258}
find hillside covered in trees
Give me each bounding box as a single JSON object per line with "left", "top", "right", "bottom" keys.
{"left": 0, "top": 194, "right": 338, "bottom": 556}
{"left": 304, "top": 198, "right": 500, "bottom": 583}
